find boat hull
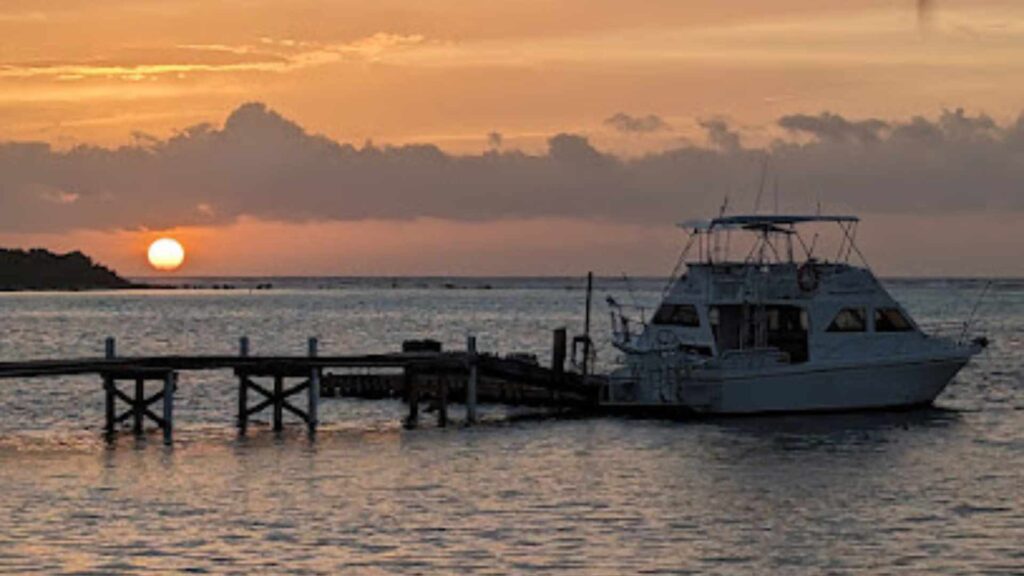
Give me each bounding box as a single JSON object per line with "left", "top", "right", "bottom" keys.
{"left": 607, "top": 355, "right": 972, "bottom": 415}
{"left": 705, "top": 357, "right": 967, "bottom": 414}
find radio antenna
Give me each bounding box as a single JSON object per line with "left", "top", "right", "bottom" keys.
{"left": 753, "top": 155, "right": 769, "bottom": 214}
{"left": 773, "top": 176, "right": 780, "bottom": 214}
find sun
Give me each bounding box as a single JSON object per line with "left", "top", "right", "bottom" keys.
{"left": 147, "top": 238, "right": 186, "bottom": 271}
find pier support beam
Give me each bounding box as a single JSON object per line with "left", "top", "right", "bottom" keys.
{"left": 238, "top": 337, "right": 249, "bottom": 433}
{"left": 162, "top": 371, "right": 175, "bottom": 444}
{"left": 466, "top": 335, "right": 478, "bottom": 425}
{"left": 403, "top": 367, "right": 419, "bottom": 429}
{"left": 437, "top": 377, "right": 448, "bottom": 428}
{"left": 103, "top": 337, "right": 116, "bottom": 434}
{"left": 308, "top": 338, "right": 320, "bottom": 435}
{"left": 552, "top": 328, "right": 567, "bottom": 375}
{"left": 273, "top": 375, "right": 284, "bottom": 431}
{"left": 101, "top": 366, "right": 176, "bottom": 444}
{"left": 133, "top": 378, "right": 145, "bottom": 434}
{"left": 235, "top": 341, "right": 320, "bottom": 434}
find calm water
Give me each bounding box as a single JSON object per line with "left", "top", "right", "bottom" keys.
{"left": 0, "top": 278, "right": 1020, "bottom": 574}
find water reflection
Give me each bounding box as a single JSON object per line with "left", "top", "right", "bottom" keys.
{"left": 0, "top": 280, "right": 1019, "bottom": 574}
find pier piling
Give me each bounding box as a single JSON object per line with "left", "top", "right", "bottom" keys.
{"left": 307, "top": 337, "right": 319, "bottom": 435}
{"left": 4, "top": 333, "right": 601, "bottom": 444}
{"left": 103, "top": 337, "right": 116, "bottom": 435}
{"left": 100, "top": 351, "right": 176, "bottom": 442}
{"left": 163, "top": 371, "right": 175, "bottom": 444}
{"left": 404, "top": 367, "right": 419, "bottom": 429}
{"left": 552, "top": 328, "right": 567, "bottom": 374}
{"left": 238, "top": 337, "right": 249, "bottom": 433}
{"left": 234, "top": 337, "right": 321, "bottom": 435}
{"left": 466, "top": 335, "right": 478, "bottom": 425}
{"left": 437, "top": 377, "right": 449, "bottom": 427}
{"left": 273, "top": 375, "right": 284, "bottom": 431}
{"left": 133, "top": 378, "right": 145, "bottom": 434}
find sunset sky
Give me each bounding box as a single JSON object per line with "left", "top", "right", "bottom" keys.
{"left": 1, "top": 0, "right": 1023, "bottom": 276}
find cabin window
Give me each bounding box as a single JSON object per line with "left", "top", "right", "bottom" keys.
{"left": 827, "top": 308, "right": 866, "bottom": 332}
{"left": 652, "top": 304, "right": 700, "bottom": 327}
{"left": 875, "top": 308, "right": 913, "bottom": 332}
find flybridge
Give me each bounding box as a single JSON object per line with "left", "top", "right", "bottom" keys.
{"left": 679, "top": 214, "right": 859, "bottom": 230}
{"left": 672, "top": 213, "right": 867, "bottom": 267}
{"left": 708, "top": 214, "right": 859, "bottom": 228}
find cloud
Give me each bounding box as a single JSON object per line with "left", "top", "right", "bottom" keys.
{"left": 778, "top": 112, "right": 889, "bottom": 144}
{"left": 38, "top": 188, "right": 80, "bottom": 204}
{"left": 604, "top": 113, "right": 671, "bottom": 134}
{"left": 0, "top": 33, "right": 426, "bottom": 81}
{"left": 1, "top": 102, "right": 1022, "bottom": 234}
{"left": 699, "top": 118, "right": 742, "bottom": 151}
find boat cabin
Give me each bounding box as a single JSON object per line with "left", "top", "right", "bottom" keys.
{"left": 611, "top": 215, "right": 923, "bottom": 365}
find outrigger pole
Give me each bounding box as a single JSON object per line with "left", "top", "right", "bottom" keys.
{"left": 583, "top": 271, "right": 593, "bottom": 378}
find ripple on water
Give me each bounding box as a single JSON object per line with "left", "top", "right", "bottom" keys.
{"left": 0, "top": 281, "right": 1020, "bottom": 574}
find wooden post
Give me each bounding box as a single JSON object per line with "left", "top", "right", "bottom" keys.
{"left": 273, "top": 374, "right": 284, "bottom": 432}
{"left": 103, "top": 379, "right": 115, "bottom": 434}
{"left": 238, "top": 337, "right": 249, "bottom": 433}
{"left": 163, "top": 371, "right": 175, "bottom": 445}
{"left": 308, "top": 337, "right": 320, "bottom": 434}
{"left": 103, "top": 337, "right": 116, "bottom": 434}
{"left": 466, "top": 335, "right": 478, "bottom": 425}
{"left": 404, "top": 367, "right": 419, "bottom": 428}
{"left": 552, "top": 328, "right": 567, "bottom": 374}
{"left": 133, "top": 378, "right": 144, "bottom": 435}
{"left": 437, "top": 377, "right": 448, "bottom": 428}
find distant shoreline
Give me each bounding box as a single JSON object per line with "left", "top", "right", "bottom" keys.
{"left": 2, "top": 245, "right": 1019, "bottom": 295}
{"left": 0, "top": 248, "right": 136, "bottom": 292}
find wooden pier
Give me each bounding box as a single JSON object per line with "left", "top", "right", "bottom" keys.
{"left": 0, "top": 332, "right": 601, "bottom": 444}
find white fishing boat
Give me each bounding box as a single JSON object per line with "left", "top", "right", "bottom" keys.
{"left": 605, "top": 214, "right": 987, "bottom": 414}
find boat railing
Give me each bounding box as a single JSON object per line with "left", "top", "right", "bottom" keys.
{"left": 918, "top": 320, "right": 976, "bottom": 342}
{"left": 608, "top": 302, "right": 646, "bottom": 348}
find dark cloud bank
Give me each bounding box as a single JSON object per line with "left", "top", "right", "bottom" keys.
{"left": 1, "top": 103, "right": 1022, "bottom": 233}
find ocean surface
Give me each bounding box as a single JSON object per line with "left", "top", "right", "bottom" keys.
{"left": 0, "top": 277, "right": 1020, "bottom": 574}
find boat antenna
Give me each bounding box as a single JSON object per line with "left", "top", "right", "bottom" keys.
{"left": 773, "top": 176, "right": 780, "bottom": 214}
{"left": 718, "top": 194, "right": 729, "bottom": 218}
{"left": 753, "top": 155, "right": 769, "bottom": 214}
{"left": 959, "top": 280, "right": 993, "bottom": 344}
{"left": 663, "top": 231, "right": 697, "bottom": 297}
{"left": 582, "top": 271, "right": 594, "bottom": 378}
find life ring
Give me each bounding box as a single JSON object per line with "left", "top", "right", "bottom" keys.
{"left": 797, "top": 263, "right": 820, "bottom": 292}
